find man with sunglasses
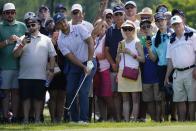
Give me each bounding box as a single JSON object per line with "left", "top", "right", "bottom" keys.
{"left": 105, "top": 5, "right": 125, "bottom": 122}
{"left": 0, "top": 2, "right": 27, "bottom": 123}
{"left": 103, "top": 9, "right": 113, "bottom": 27}
{"left": 13, "top": 13, "right": 56, "bottom": 123}
{"left": 69, "top": 4, "right": 94, "bottom": 33}
{"left": 165, "top": 15, "right": 196, "bottom": 121}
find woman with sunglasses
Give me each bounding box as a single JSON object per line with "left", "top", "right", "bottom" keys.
{"left": 116, "top": 20, "right": 144, "bottom": 122}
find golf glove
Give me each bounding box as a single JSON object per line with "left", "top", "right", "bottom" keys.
{"left": 87, "top": 60, "right": 94, "bottom": 72}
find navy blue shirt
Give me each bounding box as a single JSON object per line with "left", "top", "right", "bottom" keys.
{"left": 141, "top": 47, "right": 159, "bottom": 84}
{"left": 105, "top": 24, "right": 123, "bottom": 62}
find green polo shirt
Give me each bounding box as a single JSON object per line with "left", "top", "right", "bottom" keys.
{"left": 0, "top": 20, "right": 27, "bottom": 70}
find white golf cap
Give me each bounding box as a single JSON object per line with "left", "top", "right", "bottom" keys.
{"left": 170, "top": 15, "right": 183, "bottom": 25}
{"left": 103, "top": 9, "right": 113, "bottom": 15}
{"left": 71, "top": 4, "right": 83, "bottom": 12}
{"left": 24, "top": 12, "right": 36, "bottom": 21}
{"left": 125, "top": 1, "right": 137, "bottom": 7}
{"left": 3, "top": 3, "right": 15, "bottom": 11}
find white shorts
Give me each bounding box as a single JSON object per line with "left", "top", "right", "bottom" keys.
{"left": 0, "top": 70, "right": 19, "bottom": 89}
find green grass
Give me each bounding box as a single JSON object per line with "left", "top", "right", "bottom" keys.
{"left": 0, "top": 108, "right": 196, "bottom": 131}
{"left": 0, "top": 122, "right": 196, "bottom": 131}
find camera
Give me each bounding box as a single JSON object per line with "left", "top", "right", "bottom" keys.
{"left": 146, "top": 36, "right": 152, "bottom": 45}
{"left": 25, "top": 31, "right": 31, "bottom": 43}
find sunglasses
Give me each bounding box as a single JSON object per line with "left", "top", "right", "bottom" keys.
{"left": 125, "top": 5, "right": 135, "bottom": 10}
{"left": 114, "top": 12, "right": 123, "bottom": 16}
{"left": 122, "top": 27, "right": 134, "bottom": 32}
{"left": 27, "top": 23, "right": 36, "bottom": 28}
{"left": 155, "top": 19, "right": 165, "bottom": 23}
{"left": 106, "top": 15, "right": 112, "bottom": 19}
{"left": 4, "top": 10, "right": 15, "bottom": 15}
{"left": 141, "top": 16, "right": 151, "bottom": 20}
{"left": 141, "top": 24, "right": 151, "bottom": 29}
{"left": 72, "top": 10, "right": 80, "bottom": 15}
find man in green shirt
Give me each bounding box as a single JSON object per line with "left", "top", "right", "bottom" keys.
{"left": 0, "top": 2, "right": 26, "bottom": 123}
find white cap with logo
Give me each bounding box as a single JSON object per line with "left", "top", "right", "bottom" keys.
{"left": 3, "top": 3, "right": 15, "bottom": 11}
{"left": 170, "top": 15, "right": 183, "bottom": 25}
{"left": 71, "top": 4, "right": 83, "bottom": 13}
{"left": 125, "top": 1, "right": 137, "bottom": 7}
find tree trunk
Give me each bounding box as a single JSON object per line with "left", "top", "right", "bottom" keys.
{"left": 93, "top": 0, "right": 109, "bottom": 23}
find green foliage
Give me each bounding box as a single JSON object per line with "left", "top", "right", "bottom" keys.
{"left": 0, "top": 0, "right": 195, "bottom": 28}
{"left": 161, "top": 0, "right": 196, "bottom": 28}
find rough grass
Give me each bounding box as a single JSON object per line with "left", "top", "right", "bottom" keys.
{"left": 0, "top": 108, "right": 196, "bottom": 131}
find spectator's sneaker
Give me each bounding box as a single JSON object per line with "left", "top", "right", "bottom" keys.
{"left": 22, "top": 119, "right": 29, "bottom": 124}
{"left": 68, "top": 121, "right": 78, "bottom": 124}
{"left": 78, "top": 121, "right": 88, "bottom": 125}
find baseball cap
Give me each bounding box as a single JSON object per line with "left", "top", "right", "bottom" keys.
{"left": 39, "top": 5, "right": 49, "bottom": 12}
{"left": 154, "top": 12, "right": 166, "bottom": 21}
{"left": 121, "top": 20, "right": 135, "bottom": 28}
{"left": 170, "top": 15, "right": 183, "bottom": 25}
{"left": 71, "top": 4, "right": 83, "bottom": 12}
{"left": 103, "top": 9, "right": 113, "bottom": 15}
{"left": 24, "top": 12, "right": 36, "bottom": 21}
{"left": 55, "top": 3, "right": 66, "bottom": 13}
{"left": 3, "top": 3, "right": 15, "bottom": 11}
{"left": 171, "top": 9, "right": 185, "bottom": 17}
{"left": 113, "top": 5, "right": 124, "bottom": 14}
{"left": 125, "top": 1, "right": 137, "bottom": 7}
{"left": 53, "top": 13, "right": 66, "bottom": 24}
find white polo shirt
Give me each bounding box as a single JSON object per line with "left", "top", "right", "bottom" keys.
{"left": 69, "top": 20, "right": 94, "bottom": 33}
{"left": 57, "top": 24, "right": 91, "bottom": 62}
{"left": 166, "top": 32, "right": 196, "bottom": 68}
{"left": 14, "top": 32, "right": 56, "bottom": 80}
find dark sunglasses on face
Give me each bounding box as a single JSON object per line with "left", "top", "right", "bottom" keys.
{"left": 106, "top": 15, "right": 112, "bottom": 19}
{"left": 141, "top": 24, "right": 151, "bottom": 29}
{"left": 26, "top": 23, "right": 36, "bottom": 28}
{"left": 114, "top": 12, "right": 123, "bottom": 16}
{"left": 72, "top": 10, "right": 79, "bottom": 15}
{"left": 4, "top": 10, "right": 15, "bottom": 15}
{"left": 141, "top": 16, "right": 151, "bottom": 20}
{"left": 122, "top": 27, "right": 134, "bottom": 32}
{"left": 125, "top": 5, "right": 135, "bottom": 10}
{"left": 155, "top": 19, "right": 164, "bottom": 23}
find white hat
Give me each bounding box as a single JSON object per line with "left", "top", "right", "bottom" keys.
{"left": 71, "top": 4, "right": 83, "bottom": 12}
{"left": 121, "top": 20, "right": 135, "bottom": 28}
{"left": 24, "top": 12, "right": 36, "bottom": 20}
{"left": 125, "top": 1, "right": 137, "bottom": 7}
{"left": 170, "top": 15, "right": 182, "bottom": 25}
{"left": 3, "top": 3, "right": 15, "bottom": 11}
{"left": 103, "top": 9, "right": 113, "bottom": 15}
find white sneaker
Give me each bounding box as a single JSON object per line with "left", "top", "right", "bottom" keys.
{"left": 78, "top": 121, "right": 88, "bottom": 125}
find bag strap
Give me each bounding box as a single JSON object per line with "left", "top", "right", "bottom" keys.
{"left": 123, "top": 53, "right": 126, "bottom": 67}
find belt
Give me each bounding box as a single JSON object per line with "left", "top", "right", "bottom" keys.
{"left": 176, "top": 64, "right": 195, "bottom": 71}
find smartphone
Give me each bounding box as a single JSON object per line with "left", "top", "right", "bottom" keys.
{"left": 25, "top": 31, "right": 31, "bottom": 43}
{"left": 146, "top": 36, "right": 152, "bottom": 45}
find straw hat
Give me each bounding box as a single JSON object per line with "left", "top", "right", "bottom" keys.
{"left": 136, "top": 7, "right": 153, "bottom": 20}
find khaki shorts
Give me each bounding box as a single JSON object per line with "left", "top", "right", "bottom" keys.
{"left": 173, "top": 69, "right": 196, "bottom": 102}
{"left": 0, "top": 70, "right": 19, "bottom": 89}
{"left": 142, "top": 83, "right": 162, "bottom": 102}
